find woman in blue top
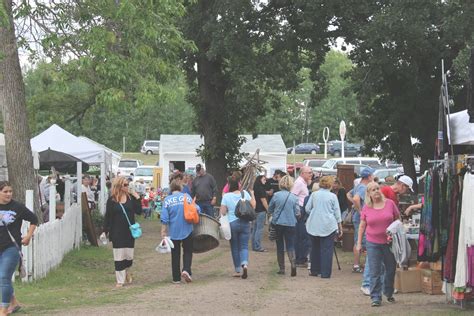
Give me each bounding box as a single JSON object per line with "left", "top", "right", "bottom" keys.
{"left": 220, "top": 179, "right": 256, "bottom": 279}
{"left": 305, "top": 176, "right": 343, "bottom": 278}
{"left": 268, "top": 175, "right": 299, "bottom": 276}
{"left": 161, "top": 177, "right": 200, "bottom": 284}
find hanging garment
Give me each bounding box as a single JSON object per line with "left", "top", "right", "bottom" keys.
{"left": 443, "top": 175, "right": 461, "bottom": 282}
{"left": 454, "top": 173, "right": 474, "bottom": 288}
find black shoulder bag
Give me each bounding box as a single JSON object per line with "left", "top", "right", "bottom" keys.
{"left": 235, "top": 191, "right": 256, "bottom": 221}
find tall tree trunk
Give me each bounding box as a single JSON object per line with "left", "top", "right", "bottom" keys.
{"left": 398, "top": 126, "right": 418, "bottom": 193}
{"left": 197, "top": 54, "right": 228, "bottom": 203}
{"left": 0, "top": 0, "right": 41, "bottom": 221}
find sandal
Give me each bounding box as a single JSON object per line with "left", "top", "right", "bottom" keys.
{"left": 8, "top": 305, "right": 21, "bottom": 314}
{"left": 352, "top": 266, "right": 363, "bottom": 273}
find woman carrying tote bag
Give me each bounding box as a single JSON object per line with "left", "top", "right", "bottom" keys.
{"left": 268, "top": 175, "right": 299, "bottom": 276}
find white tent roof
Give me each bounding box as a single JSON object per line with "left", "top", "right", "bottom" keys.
{"left": 30, "top": 124, "right": 106, "bottom": 165}
{"left": 449, "top": 110, "right": 474, "bottom": 145}
{"left": 78, "top": 136, "right": 121, "bottom": 160}
{"left": 160, "top": 134, "right": 287, "bottom": 154}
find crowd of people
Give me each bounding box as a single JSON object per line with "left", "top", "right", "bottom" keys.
{"left": 0, "top": 162, "right": 416, "bottom": 313}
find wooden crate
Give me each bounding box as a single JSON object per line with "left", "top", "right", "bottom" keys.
{"left": 421, "top": 269, "right": 442, "bottom": 295}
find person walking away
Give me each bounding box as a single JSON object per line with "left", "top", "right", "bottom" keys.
{"left": 0, "top": 181, "right": 38, "bottom": 315}
{"left": 192, "top": 164, "right": 217, "bottom": 217}
{"left": 219, "top": 179, "right": 256, "bottom": 279}
{"left": 222, "top": 171, "right": 242, "bottom": 194}
{"left": 332, "top": 178, "right": 348, "bottom": 215}
{"left": 347, "top": 167, "right": 375, "bottom": 294}
{"left": 161, "top": 177, "right": 199, "bottom": 283}
{"left": 252, "top": 175, "right": 268, "bottom": 252}
{"left": 291, "top": 166, "right": 312, "bottom": 267}
{"left": 103, "top": 177, "right": 142, "bottom": 288}
{"left": 268, "top": 175, "right": 299, "bottom": 276}
{"left": 380, "top": 175, "right": 414, "bottom": 206}
{"left": 141, "top": 188, "right": 152, "bottom": 219}
{"left": 266, "top": 170, "right": 285, "bottom": 202}
{"left": 356, "top": 182, "right": 400, "bottom": 307}
{"left": 305, "top": 176, "right": 343, "bottom": 278}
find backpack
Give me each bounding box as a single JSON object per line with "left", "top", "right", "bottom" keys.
{"left": 235, "top": 191, "right": 256, "bottom": 221}
{"left": 183, "top": 194, "right": 199, "bottom": 224}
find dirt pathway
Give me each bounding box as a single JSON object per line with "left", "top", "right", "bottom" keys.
{"left": 58, "top": 219, "right": 453, "bottom": 315}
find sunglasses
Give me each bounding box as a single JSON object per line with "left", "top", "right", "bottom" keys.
{"left": 123, "top": 183, "right": 129, "bottom": 187}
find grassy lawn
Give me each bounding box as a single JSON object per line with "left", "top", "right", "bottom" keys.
{"left": 121, "top": 152, "right": 158, "bottom": 165}
{"left": 14, "top": 246, "right": 148, "bottom": 313}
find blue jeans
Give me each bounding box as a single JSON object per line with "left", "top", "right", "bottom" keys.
{"left": 295, "top": 209, "right": 310, "bottom": 263}
{"left": 229, "top": 219, "right": 250, "bottom": 272}
{"left": 196, "top": 201, "right": 214, "bottom": 217}
{"left": 366, "top": 242, "right": 396, "bottom": 302}
{"left": 0, "top": 246, "right": 20, "bottom": 308}
{"left": 275, "top": 225, "right": 296, "bottom": 253}
{"left": 251, "top": 212, "right": 266, "bottom": 251}
{"left": 310, "top": 231, "right": 336, "bottom": 278}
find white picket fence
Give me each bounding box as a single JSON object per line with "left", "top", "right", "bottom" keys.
{"left": 19, "top": 179, "right": 83, "bottom": 282}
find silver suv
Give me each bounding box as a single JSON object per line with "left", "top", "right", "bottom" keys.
{"left": 140, "top": 140, "right": 160, "bottom": 155}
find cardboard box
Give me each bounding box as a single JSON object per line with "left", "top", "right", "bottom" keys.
{"left": 430, "top": 260, "right": 442, "bottom": 271}
{"left": 395, "top": 268, "right": 421, "bottom": 293}
{"left": 421, "top": 269, "right": 442, "bottom": 295}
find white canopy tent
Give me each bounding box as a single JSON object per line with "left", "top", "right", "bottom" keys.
{"left": 78, "top": 136, "right": 121, "bottom": 174}
{"left": 31, "top": 124, "right": 109, "bottom": 214}
{"left": 448, "top": 110, "right": 474, "bottom": 145}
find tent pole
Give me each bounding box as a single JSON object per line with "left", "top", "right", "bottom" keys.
{"left": 100, "top": 161, "right": 106, "bottom": 215}
{"left": 76, "top": 162, "right": 82, "bottom": 206}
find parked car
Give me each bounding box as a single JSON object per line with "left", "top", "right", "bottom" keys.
{"left": 312, "top": 157, "right": 382, "bottom": 176}
{"left": 328, "top": 141, "right": 363, "bottom": 157}
{"left": 374, "top": 168, "right": 403, "bottom": 184}
{"left": 302, "top": 158, "right": 327, "bottom": 170}
{"left": 132, "top": 165, "right": 159, "bottom": 185}
{"left": 286, "top": 162, "right": 304, "bottom": 176}
{"left": 117, "top": 159, "right": 141, "bottom": 176}
{"left": 140, "top": 140, "right": 160, "bottom": 155}
{"left": 287, "top": 143, "right": 320, "bottom": 154}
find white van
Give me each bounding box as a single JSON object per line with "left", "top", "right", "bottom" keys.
{"left": 140, "top": 140, "right": 160, "bottom": 155}
{"left": 117, "top": 159, "right": 141, "bottom": 176}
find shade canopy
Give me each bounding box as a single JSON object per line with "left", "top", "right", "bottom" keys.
{"left": 38, "top": 148, "right": 89, "bottom": 173}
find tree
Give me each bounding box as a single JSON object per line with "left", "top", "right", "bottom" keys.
{"left": 335, "top": 0, "right": 474, "bottom": 187}
{"left": 23, "top": 62, "right": 196, "bottom": 152}
{"left": 0, "top": 0, "right": 41, "bottom": 220}
{"left": 181, "top": 0, "right": 336, "bottom": 195}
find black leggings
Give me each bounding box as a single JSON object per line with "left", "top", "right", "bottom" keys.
{"left": 171, "top": 234, "right": 194, "bottom": 282}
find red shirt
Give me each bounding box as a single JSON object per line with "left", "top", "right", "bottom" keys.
{"left": 380, "top": 185, "right": 398, "bottom": 206}
{"left": 361, "top": 199, "right": 400, "bottom": 244}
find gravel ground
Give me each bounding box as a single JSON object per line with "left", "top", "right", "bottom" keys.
{"left": 54, "top": 219, "right": 457, "bottom": 315}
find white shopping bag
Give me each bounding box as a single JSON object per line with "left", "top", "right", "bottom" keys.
{"left": 156, "top": 237, "right": 174, "bottom": 253}
{"left": 219, "top": 215, "right": 231, "bottom": 240}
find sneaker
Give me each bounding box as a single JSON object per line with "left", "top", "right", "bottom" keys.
{"left": 352, "top": 265, "right": 363, "bottom": 273}
{"left": 393, "top": 288, "right": 398, "bottom": 294}
{"left": 371, "top": 301, "right": 381, "bottom": 307}
{"left": 241, "top": 265, "right": 248, "bottom": 279}
{"left": 360, "top": 286, "right": 370, "bottom": 296}
{"left": 387, "top": 297, "right": 395, "bottom": 303}
{"left": 181, "top": 271, "right": 192, "bottom": 283}
{"left": 172, "top": 280, "right": 181, "bottom": 284}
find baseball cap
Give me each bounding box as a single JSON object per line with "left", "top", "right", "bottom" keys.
{"left": 360, "top": 167, "right": 375, "bottom": 178}
{"left": 398, "top": 175, "right": 414, "bottom": 192}
{"left": 195, "top": 164, "right": 202, "bottom": 172}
